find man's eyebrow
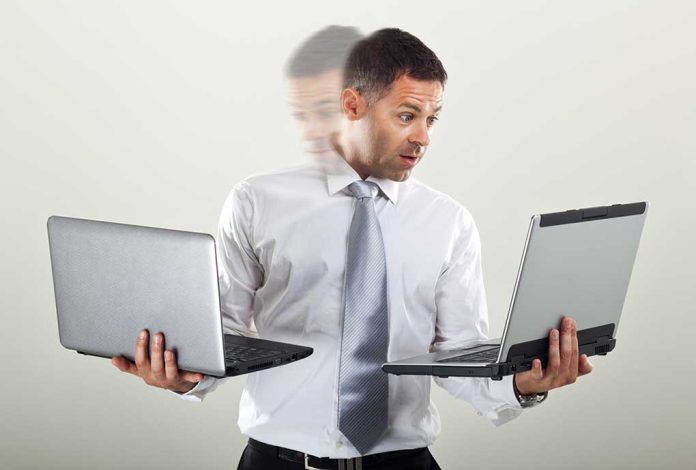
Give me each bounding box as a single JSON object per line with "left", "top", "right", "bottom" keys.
{"left": 399, "top": 102, "right": 443, "bottom": 114}
{"left": 399, "top": 102, "right": 422, "bottom": 113}
{"left": 313, "top": 99, "right": 338, "bottom": 107}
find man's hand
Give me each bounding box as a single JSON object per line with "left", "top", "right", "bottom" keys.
{"left": 111, "top": 329, "right": 204, "bottom": 394}
{"left": 513, "top": 316, "right": 593, "bottom": 396}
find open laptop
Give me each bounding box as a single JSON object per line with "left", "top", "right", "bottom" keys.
{"left": 47, "top": 215, "right": 313, "bottom": 378}
{"left": 382, "top": 202, "right": 648, "bottom": 380}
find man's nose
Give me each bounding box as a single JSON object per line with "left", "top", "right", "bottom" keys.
{"left": 302, "top": 119, "right": 325, "bottom": 141}
{"left": 409, "top": 121, "right": 430, "bottom": 148}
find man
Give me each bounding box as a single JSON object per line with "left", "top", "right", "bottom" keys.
{"left": 113, "top": 28, "right": 592, "bottom": 469}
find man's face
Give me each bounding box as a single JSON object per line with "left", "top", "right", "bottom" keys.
{"left": 288, "top": 69, "right": 343, "bottom": 156}
{"left": 350, "top": 75, "right": 443, "bottom": 182}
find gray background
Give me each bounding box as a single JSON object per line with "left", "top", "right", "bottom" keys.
{"left": 1, "top": 1, "right": 694, "bottom": 469}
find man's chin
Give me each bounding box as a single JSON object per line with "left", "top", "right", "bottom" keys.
{"left": 384, "top": 169, "right": 413, "bottom": 182}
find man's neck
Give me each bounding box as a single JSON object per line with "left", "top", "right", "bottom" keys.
{"left": 330, "top": 132, "right": 370, "bottom": 180}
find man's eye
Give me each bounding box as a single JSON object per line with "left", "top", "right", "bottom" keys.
{"left": 427, "top": 116, "right": 439, "bottom": 126}
{"left": 399, "top": 114, "right": 413, "bottom": 123}
{"left": 318, "top": 109, "right": 338, "bottom": 119}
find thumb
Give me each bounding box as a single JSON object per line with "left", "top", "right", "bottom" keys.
{"left": 531, "top": 358, "right": 544, "bottom": 380}
{"left": 579, "top": 354, "right": 593, "bottom": 376}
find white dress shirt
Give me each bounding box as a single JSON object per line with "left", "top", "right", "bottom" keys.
{"left": 180, "top": 154, "right": 523, "bottom": 458}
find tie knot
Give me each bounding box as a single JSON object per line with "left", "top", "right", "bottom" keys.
{"left": 348, "top": 181, "right": 377, "bottom": 200}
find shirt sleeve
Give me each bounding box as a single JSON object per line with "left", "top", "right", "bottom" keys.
{"left": 173, "top": 180, "right": 263, "bottom": 402}
{"left": 431, "top": 207, "right": 523, "bottom": 426}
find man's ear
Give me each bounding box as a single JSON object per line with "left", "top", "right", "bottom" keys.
{"left": 341, "top": 88, "right": 368, "bottom": 121}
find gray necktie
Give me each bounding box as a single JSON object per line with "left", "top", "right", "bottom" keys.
{"left": 338, "top": 180, "right": 389, "bottom": 455}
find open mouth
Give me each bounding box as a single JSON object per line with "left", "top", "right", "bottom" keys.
{"left": 309, "top": 148, "right": 333, "bottom": 155}
{"left": 400, "top": 155, "right": 418, "bottom": 167}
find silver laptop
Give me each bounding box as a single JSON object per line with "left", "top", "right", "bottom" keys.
{"left": 47, "top": 216, "right": 312, "bottom": 378}
{"left": 382, "top": 202, "right": 648, "bottom": 380}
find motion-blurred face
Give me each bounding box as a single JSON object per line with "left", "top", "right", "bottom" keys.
{"left": 288, "top": 69, "right": 343, "bottom": 156}
{"left": 347, "top": 75, "right": 443, "bottom": 182}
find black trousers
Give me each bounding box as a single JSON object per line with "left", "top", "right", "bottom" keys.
{"left": 236, "top": 443, "right": 441, "bottom": 470}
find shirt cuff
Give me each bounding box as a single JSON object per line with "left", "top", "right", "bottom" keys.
{"left": 490, "top": 374, "right": 523, "bottom": 408}
{"left": 169, "top": 375, "right": 216, "bottom": 403}
{"left": 485, "top": 375, "right": 524, "bottom": 426}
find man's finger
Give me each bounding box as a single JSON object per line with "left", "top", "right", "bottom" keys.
{"left": 546, "top": 328, "right": 561, "bottom": 382}
{"left": 150, "top": 332, "right": 166, "bottom": 382}
{"left": 164, "top": 349, "right": 180, "bottom": 383}
{"left": 112, "top": 356, "right": 138, "bottom": 375}
{"left": 570, "top": 318, "right": 579, "bottom": 380}
{"left": 134, "top": 329, "right": 150, "bottom": 372}
{"left": 559, "top": 317, "right": 573, "bottom": 371}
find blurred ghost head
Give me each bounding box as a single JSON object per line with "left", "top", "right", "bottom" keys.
{"left": 286, "top": 26, "right": 363, "bottom": 157}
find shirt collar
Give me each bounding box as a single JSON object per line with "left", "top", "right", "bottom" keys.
{"left": 323, "top": 150, "right": 401, "bottom": 204}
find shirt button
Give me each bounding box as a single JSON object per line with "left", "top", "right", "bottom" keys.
{"left": 335, "top": 441, "right": 343, "bottom": 448}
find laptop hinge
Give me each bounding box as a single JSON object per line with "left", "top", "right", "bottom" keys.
{"left": 510, "top": 355, "right": 526, "bottom": 364}
{"left": 505, "top": 323, "right": 616, "bottom": 363}
{"left": 590, "top": 335, "right": 615, "bottom": 355}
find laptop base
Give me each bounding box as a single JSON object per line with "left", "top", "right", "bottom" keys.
{"left": 382, "top": 324, "right": 616, "bottom": 380}
{"left": 222, "top": 334, "right": 313, "bottom": 377}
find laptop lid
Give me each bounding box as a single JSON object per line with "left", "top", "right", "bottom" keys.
{"left": 497, "top": 202, "right": 648, "bottom": 363}
{"left": 47, "top": 216, "right": 228, "bottom": 377}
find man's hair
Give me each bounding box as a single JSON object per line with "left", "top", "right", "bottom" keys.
{"left": 343, "top": 28, "right": 447, "bottom": 102}
{"left": 286, "top": 25, "right": 363, "bottom": 78}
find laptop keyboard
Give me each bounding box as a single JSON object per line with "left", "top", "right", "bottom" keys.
{"left": 224, "top": 344, "right": 283, "bottom": 363}
{"left": 439, "top": 347, "right": 500, "bottom": 363}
